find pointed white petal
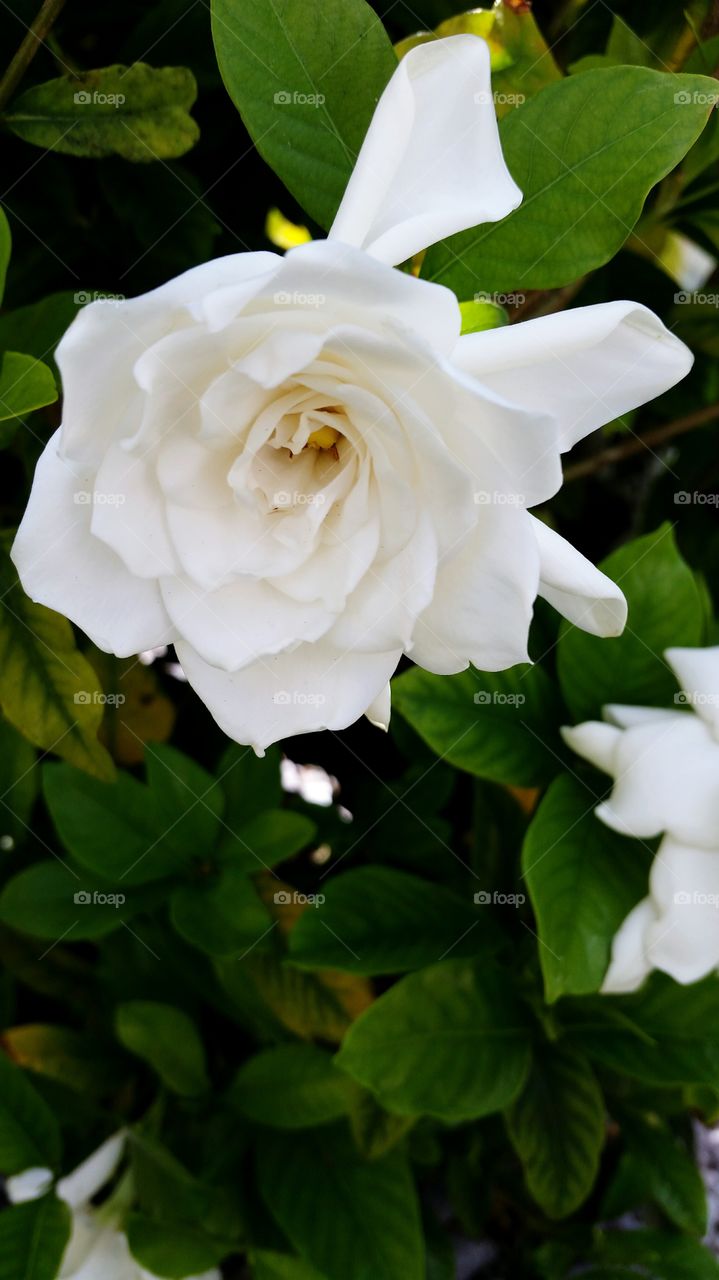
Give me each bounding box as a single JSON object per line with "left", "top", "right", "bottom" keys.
{"left": 530, "top": 516, "right": 626, "bottom": 636}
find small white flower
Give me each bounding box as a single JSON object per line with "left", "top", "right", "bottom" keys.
{"left": 13, "top": 36, "right": 692, "bottom": 751}
{"left": 563, "top": 645, "right": 719, "bottom": 991}
{"left": 6, "top": 1133, "right": 220, "bottom": 1280}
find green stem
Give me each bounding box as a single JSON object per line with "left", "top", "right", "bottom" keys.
{"left": 0, "top": 0, "right": 67, "bottom": 113}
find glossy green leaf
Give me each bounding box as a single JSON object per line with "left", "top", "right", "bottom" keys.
{"left": 227, "top": 810, "right": 317, "bottom": 873}
{"left": 127, "top": 1214, "right": 231, "bottom": 1279}
{"left": 218, "top": 742, "right": 282, "bottom": 828}
{"left": 622, "top": 1111, "right": 707, "bottom": 1236}
{"left": 170, "top": 866, "right": 271, "bottom": 957}
{"left": 459, "top": 298, "right": 508, "bottom": 334}
{"left": 558, "top": 525, "right": 705, "bottom": 721}
{"left": 506, "top": 1044, "right": 605, "bottom": 1218}
{"left": 252, "top": 1253, "right": 328, "bottom": 1280}
{"left": 5, "top": 64, "right": 199, "bottom": 161}
{"left": 336, "top": 959, "right": 531, "bottom": 1122}
{"left": 0, "top": 547, "right": 114, "bottom": 781}
{"left": 211, "top": 0, "right": 396, "bottom": 228}
{"left": 258, "top": 1125, "right": 424, "bottom": 1280}
{"left": 522, "top": 776, "right": 651, "bottom": 1003}
{"left": 0, "top": 1196, "right": 71, "bottom": 1280}
{"left": 288, "top": 866, "right": 496, "bottom": 975}
{"left": 587, "top": 1229, "right": 719, "bottom": 1279}
{"left": 393, "top": 663, "right": 563, "bottom": 786}
{"left": 437, "top": 3, "right": 561, "bottom": 114}
{"left": 115, "top": 1000, "right": 209, "bottom": 1096}
{"left": 0, "top": 1053, "right": 61, "bottom": 1174}
{"left": 0, "top": 352, "right": 56, "bottom": 427}
{"left": 0, "top": 717, "right": 37, "bottom": 845}
{"left": 424, "top": 68, "right": 719, "bottom": 296}
{"left": 0, "top": 860, "right": 146, "bottom": 940}
{"left": 0, "top": 208, "right": 10, "bottom": 304}
{"left": 144, "top": 744, "right": 223, "bottom": 864}
{"left": 0, "top": 292, "right": 77, "bottom": 377}
{"left": 228, "top": 1044, "right": 353, "bottom": 1128}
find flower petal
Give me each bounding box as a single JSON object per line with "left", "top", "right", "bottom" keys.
{"left": 5, "top": 1167, "right": 54, "bottom": 1204}
{"left": 666, "top": 644, "right": 719, "bottom": 738}
{"left": 646, "top": 837, "right": 719, "bottom": 984}
{"left": 601, "top": 897, "right": 656, "bottom": 994}
{"left": 329, "top": 35, "right": 521, "bottom": 266}
{"left": 11, "top": 435, "right": 171, "bottom": 657}
{"left": 530, "top": 515, "right": 626, "bottom": 637}
{"left": 176, "top": 640, "right": 400, "bottom": 752}
{"left": 560, "top": 721, "right": 622, "bottom": 775}
{"left": 56, "top": 1131, "right": 125, "bottom": 1209}
{"left": 454, "top": 301, "right": 693, "bottom": 451}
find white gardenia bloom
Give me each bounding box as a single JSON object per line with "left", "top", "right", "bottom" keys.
{"left": 13, "top": 37, "right": 693, "bottom": 751}
{"left": 5, "top": 1133, "right": 219, "bottom": 1280}
{"left": 562, "top": 645, "right": 719, "bottom": 992}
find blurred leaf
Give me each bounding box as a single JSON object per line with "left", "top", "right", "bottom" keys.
{"left": 88, "top": 652, "right": 175, "bottom": 766}
{"left": 0, "top": 1052, "right": 61, "bottom": 1173}
{"left": 115, "top": 1000, "right": 209, "bottom": 1096}
{"left": 348, "top": 1090, "right": 414, "bottom": 1161}
{"left": 217, "top": 742, "right": 282, "bottom": 829}
{"left": 506, "top": 1044, "right": 605, "bottom": 1218}
{"left": 522, "top": 776, "right": 651, "bottom": 1003}
{"left": 437, "top": 3, "right": 561, "bottom": 113}
{"left": 586, "top": 1229, "right": 719, "bottom": 1278}
{"left": 144, "top": 744, "right": 223, "bottom": 864}
{"left": 424, "top": 68, "right": 719, "bottom": 295}
{"left": 336, "top": 959, "right": 531, "bottom": 1122}
{"left": 252, "top": 1253, "right": 328, "bottom": 1280}
{"left": 621, "top": 1111, "right": 707, "bottom": 1235}
{"left": 0, "top": 292, "right": 76, "bottom": 378}
{"left": 288, "top": 866, "right": 496, "bottom": 975}
{"left": 0, "top": 208, "right": 9, "bottom": 304}
{"left": 0, "top": 353, "right": 56, "bottom": 445}
{"left": 245, "top": 952, "right": 373, "bottom": 1043}
{"left": 0, "top": 1195, "right": 71, "bottom": 1280}
{"left": 224, "top": 810, "right": 317, "bottom": 873}
{"left": 0, "top": 716, "right": 37, "bottom": 845}
{"left": 558, "top": 524, "right": 706, "bottom": 720}
{"left": 0, "top": 546, "right": 115, "bottom": 781}
{"left": 127, "top": 1213, "right": 231, "bottom": 1278}
{"left": 211, "top": 0, "right": 396, "bottom": 228}
{"left": 393, "top": 663, "right": 563, "bottom": 786}
{"left": 170, "top": 866, "right": 272, "bottom": 957}
{"left": 2, "top": 1024, "right": 126, "bottom": 1097}
{"left": 570, "top": 15, "right": 657, "bottom": 72}
{"left": 257, "top": 1125, "right": 424, "bottom": 1280}
{"left": 5, "top": 64, "right": 200, "bottom": 161}
{"left": 228, "top": 1044, "right": 353, "bottom": 1128}
{"left": 0, "top": 860, "right": 148, "bottom": 940}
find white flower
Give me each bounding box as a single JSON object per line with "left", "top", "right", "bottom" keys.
{"left": 562, "top": 646, "right": 719, "bottom": 991}
{"left": 5, "top": 1133, "right": 220, "bottom": 1280}
{"left": 12, "top": 36, "right": 692, "bottom": 751}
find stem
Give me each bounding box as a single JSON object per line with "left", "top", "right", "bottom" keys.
{"left": 0, "top": 0, "right": 67, "bottom": 113}
{"left": 563, "top": 402, "right": 719, "bottom": 482}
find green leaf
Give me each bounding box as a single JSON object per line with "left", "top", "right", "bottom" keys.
{"left": 563, "top": 975, "right": 719, "bottom": 1088}
{"left": 622, "top": 1111, "right": 707, "bottom": 1236}
{"left": 42, "top": 762, "right": 181, "bottom": 886}
{"left": 0, "top": 717, "right": 37, "bottom": 845}
{"left": 588, "top": 1229, "right": 719, "bottom": 1279}
{"left": 437, "top": 3, "right": 561, "bottom": 115}
{"left": 5, "top": 64, "right": 199, "bottom": 162}
{"left": 218, "top": 742, "right": 282, "bottom": 827}
{"left": 423, "top": 68, "right": 719, "bottom": 296}
{"left": 557, "top": 525, "right": 705, "bottom": 721}
{"left": 506, "top": 1044, "right": 604, "bottom": 1218}
{"left": 257, "top": 1125, "right": 424, "bottom": 1280}
{"left": 459, "top": 299, "right": 508, "bottom": 334}
{"left": 0, "top": 1196, "right": 71, "bottom": 1280}
{"left": 0, "top": 208, "right": 10, "bottom": 304}
{"left": 348, "top": 1090, "right": 414, "bottom": 1161}
{"left": 115, "top": 1000, "right": 209, "bottom": 1096}
{"left": 0, "top": 547, "right": 114, "bottom": 781}
{"left": 0, "top": 859, "right": 142, "bottom": 940}
{"left": 170, "top": 866, "right": 271, "bottom": 957}
{"left": 144, "top": 744, "right": 223, "bottom": 864}
{"left": 522, "top": 775, "right": 651, "bottom": 1003}
{"left": 252, "top": 1253, "right": 328, "bottom": 1280}
{"left": 226, "top": 810, "right": 317, "bottom": 873}
{"left": 2, "top": 1024, "right": 127, "bottom": 1097}
{"left": 211, "top": 0, "right": 396, "bottom": 229}
{"left": 0, "top": 1053, "right": 61, "bottom": 1174}
{"left": 393, "top": 663, "right": 562, "bottom": 786}
{"left": 127, "top": 1214, "right": 231, "bottom": 1279}
{"left": 219, "top": 951, "right": 371, "bottom": 1043}
{"left": 0, "top": 352, "right": 56, "bottom": 431}
{"left": 228, "top": 1044, "right": 353, "bottom": 1128}
{"left": 288, "top": 866, "right": 496, "bottom": 975}
{"left": 336, "top": 958, "right": 531, "bottom": 1122}
{"left": 0, "top": 292, "right": 77, "bottom": 377}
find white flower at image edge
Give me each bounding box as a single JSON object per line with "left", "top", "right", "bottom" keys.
{"left": 563, "top": 646, "right": 719, "bottom": 993}
{"left": 5, "top": 1132, "right": 220, "bottom": 1280}
{"left": 12, "top": 36, "right": 693, "bottom": 751}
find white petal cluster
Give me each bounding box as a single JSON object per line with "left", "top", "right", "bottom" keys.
{"left": 13, "top": 37, "right": 692, "bottom": 750}
{"left": 563, "top": 646, "right": 719, "bottom": 991}
{"left": 6, "top": 1133, "right": 219, "bottom": 1280}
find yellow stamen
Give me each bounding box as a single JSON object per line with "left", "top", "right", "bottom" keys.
{"left": 306, "top": 425, "right": 341, "bottom": 451}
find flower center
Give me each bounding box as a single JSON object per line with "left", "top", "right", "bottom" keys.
{"left": 306, "top": 424, "right": 341, "bottom": 451}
